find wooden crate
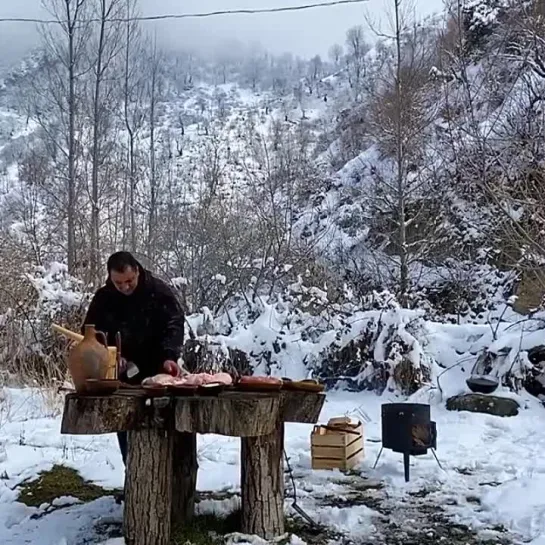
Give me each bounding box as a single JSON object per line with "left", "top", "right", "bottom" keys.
{"left": 311, "top": 417, "right": 364, "bottom": 471}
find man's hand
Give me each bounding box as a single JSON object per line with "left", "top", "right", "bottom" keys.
{"left": 163, "top": 360, "right": 181, "bottom": 377}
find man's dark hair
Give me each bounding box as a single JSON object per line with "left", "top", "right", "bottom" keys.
{"left": 107, "top": 251, "right": 139, "bottom": 274}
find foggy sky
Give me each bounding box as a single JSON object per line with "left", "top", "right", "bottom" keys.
{"left": 0, "top": 0, "right": 445, "bottom": 67}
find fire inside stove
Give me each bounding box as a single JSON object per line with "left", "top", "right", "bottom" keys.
{"left": 412, "top": 423, "right": 433, "bottom": 448}
{"left": 377, "top": 403, "right": 438, "bottom": 482}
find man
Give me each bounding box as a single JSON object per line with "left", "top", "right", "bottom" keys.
{"left": 82, "top": 251, "right": 185, "bottom": 464}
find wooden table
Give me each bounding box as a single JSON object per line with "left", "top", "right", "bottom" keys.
{"left": 60, "top": 389, "right": 325, "bottom": 545}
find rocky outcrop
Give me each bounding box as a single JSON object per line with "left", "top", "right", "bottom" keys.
{"left": 446, "top": 394, "right": 519, "bottom": 417}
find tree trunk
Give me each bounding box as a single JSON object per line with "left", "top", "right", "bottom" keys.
{"left": 67, "top": 6, "right": 77, "bottom": 275}
{"left": 124, "top": 428, "right": 173, "bottom": 545}
{"left": 394, "top": 0, "right": 409, "bottom": 307}
{"left": 171, "top": 431, "right": 198, "bottom": 527}
{"left": 61, "top": 393, "right": 148, "bottom": 434}
{"left": 90, "top": 0, "right": 107, "bottom": 285}
{"left": 123, "top": 0, "right": 138, "bottom": 253}
{"left": 147, "top": 38, "right": 159, "bottom": 259}
{"left": 129, "top": 134, "right": 137, "bottom": 252}
{"left": 240, "top": 424, "right": 284, "bottom": 539}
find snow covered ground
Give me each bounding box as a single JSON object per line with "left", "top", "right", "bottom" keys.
{"left": 0, "top": 382, "right": 544, "bottom": 545}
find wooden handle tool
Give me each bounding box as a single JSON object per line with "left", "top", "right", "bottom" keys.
{"left": 51, "top": 324, "right": 84, "bottom": 343}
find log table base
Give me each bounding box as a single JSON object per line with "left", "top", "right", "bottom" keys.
{"left": 124, "top": 428, "right": 174, "bottom": 545}
{"left": 171, "top": 431, "right": 198, "bottom": 527}
{"left": 60, "top": 390, "right": 326, "bottom": 543}
{"left": 241, "top": 424, "right": 285, "bottom": 538}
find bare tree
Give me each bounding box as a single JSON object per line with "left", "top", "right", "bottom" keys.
{"left": 88, "top": 0, "right": 125, "bottom": 283}
{"left": 364, "top": 0, "right": 440, "bottom": 306}
{"left": 146, "top": 36, "right": 165, "bottom": 260}
{"left": 306, "top": 55, "right": 323, "bottom": 95}
{"left": 345, "top": 25, "right": 369, "bottom": 102}
{"left": 244, "top": 45, "right": 267, "bottom": 92}
{"left": 329, "top": 43, "right": 344, "bottom": 68}
{"left": 435, "top": 0, "right": 545, "bottom": 310}
{"left": 39, "top": 0, "right": 92, "bottom": 274}
{"left": 294, "top": 82, "right": 307, "bottom": 118}
{"left": 122, "top": 0, "right": 146, "bottom": 252}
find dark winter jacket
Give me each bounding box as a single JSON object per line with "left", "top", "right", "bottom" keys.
{"left": 82, "top": 261, "right": 184, "bottom": 382}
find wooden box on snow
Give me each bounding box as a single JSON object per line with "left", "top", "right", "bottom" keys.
{"left": 311, "top": 416, "right": 364, "bottom": 471}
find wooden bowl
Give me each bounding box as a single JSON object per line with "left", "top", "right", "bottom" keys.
{"left": 118, "top": 382, "right": 142, "bottom": 390}
{"left": 168, "top": 384, "right": 198, "bottom": 396}
{"left": 84, "top": 379, "right": 120, "bottom": 396}
{"left": 198, "top": 383, "right": 225, "bottom": 396}
{"left": 142, "top": 385, "right": 170, "bottom": 397}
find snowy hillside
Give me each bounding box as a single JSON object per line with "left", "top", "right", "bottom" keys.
{"left": 2, "top": 1, "right": 545, "bottom": 544}
{"left": 1, "top": 0, "right": 545, "bottom": 391}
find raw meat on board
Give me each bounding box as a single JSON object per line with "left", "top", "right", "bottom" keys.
{"left": 142, "top": 372, "right": 233, "bottom": 387}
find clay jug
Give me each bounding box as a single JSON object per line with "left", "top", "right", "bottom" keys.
{"left": 68, "top": 325, "right": 111, "bottom": 392}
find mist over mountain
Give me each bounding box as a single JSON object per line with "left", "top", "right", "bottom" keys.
{"left": 0, "top": 0, "right": 445, "bottom": 63}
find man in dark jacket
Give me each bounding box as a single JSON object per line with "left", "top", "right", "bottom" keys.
{"left": 82, "top": 251, "right": 185, "bottom": 464}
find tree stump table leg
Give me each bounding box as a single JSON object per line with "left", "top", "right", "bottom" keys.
{"left": 124, "top": 429, "right": 173, "bottom": 545}
{"left": 240, "top": 424, "right": 285, "bottom": 538}
{"left": 171, "top": 431, "right": 198, "bottom": 527}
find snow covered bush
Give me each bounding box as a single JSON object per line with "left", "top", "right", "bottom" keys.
{"left": 471, "top": 313, "right": 545, "bottom": 394}
{"left": 0, "top": 262, "right": 89, "bottom": 385}
{"left": 462, "top": 0, "right": 508, "bottom": 50}
{"left": 317, "top": 296, "right": 434, "bottom": 394}
{"left": 422, "top": 261, "right": 516, "bottom": 323}
{"left": 185, "top": 286, "right": 435, "bottom": 394}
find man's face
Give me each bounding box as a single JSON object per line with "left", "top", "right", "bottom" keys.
{"left": 110, "top": 266, "right": 139, "bottom": 296}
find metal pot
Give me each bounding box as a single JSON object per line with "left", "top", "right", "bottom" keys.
{"left": 466, "top": 375, "right": 499, "bottom": 394}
